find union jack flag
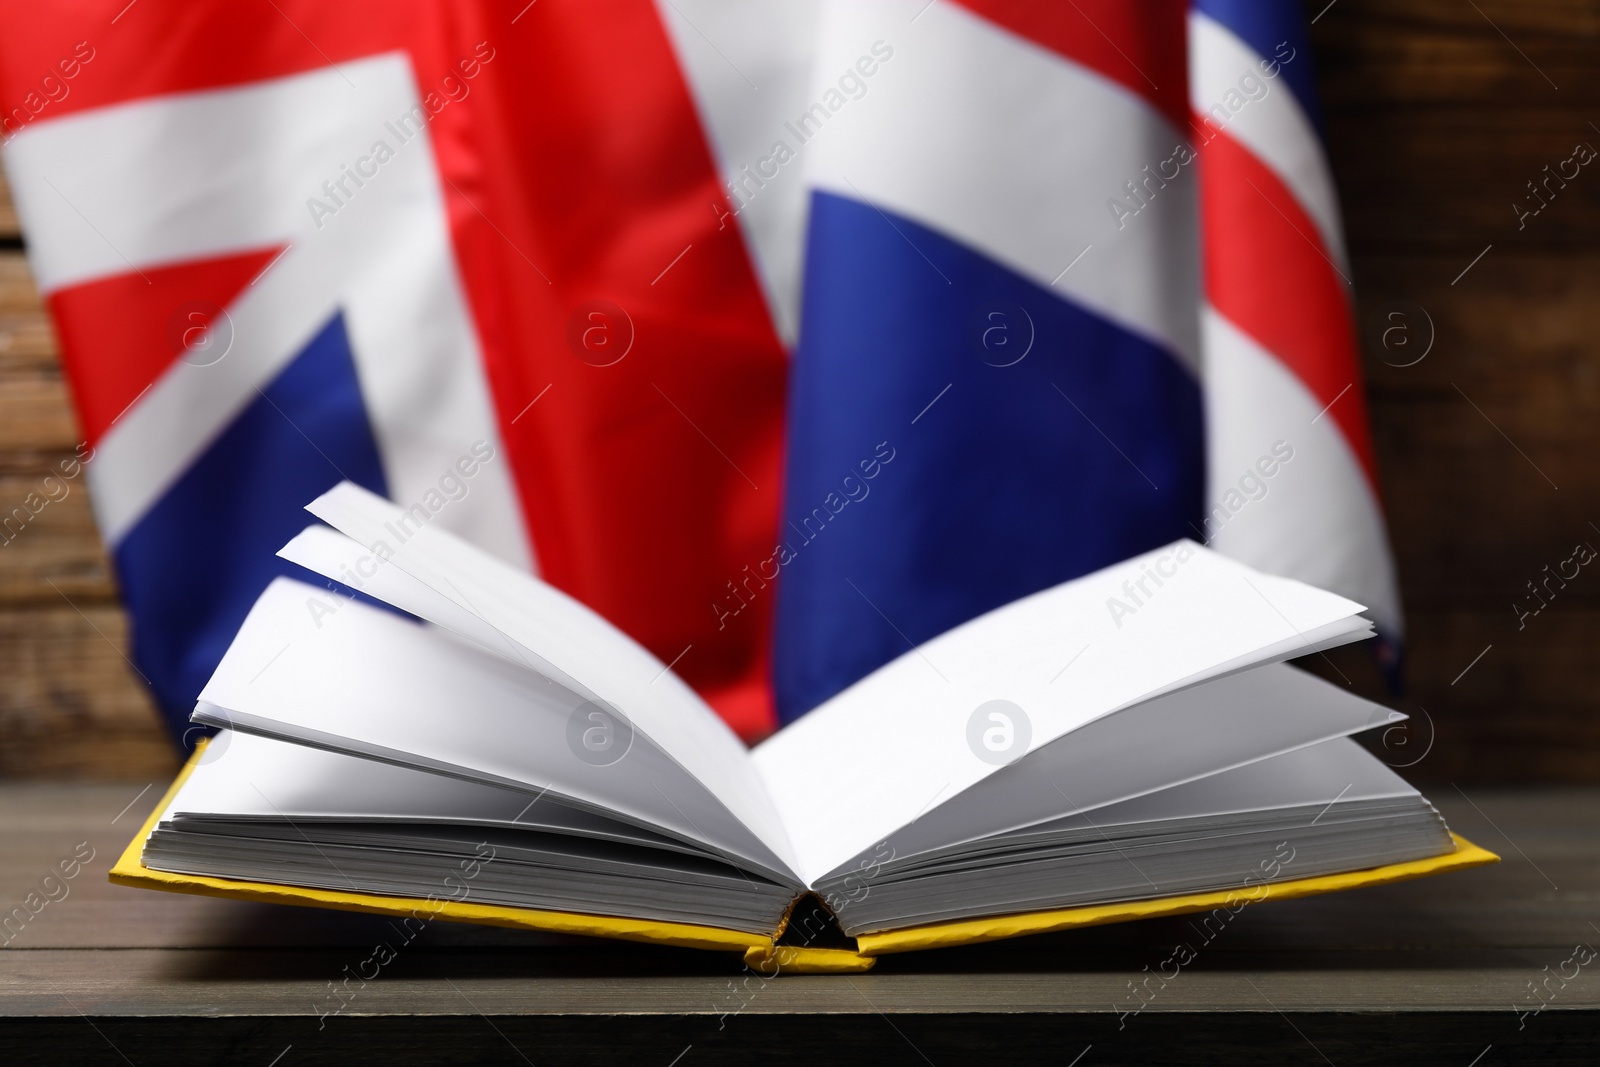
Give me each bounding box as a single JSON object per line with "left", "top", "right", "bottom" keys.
{"left": 0, "top": 0, "right": 1397, "bottom": 741}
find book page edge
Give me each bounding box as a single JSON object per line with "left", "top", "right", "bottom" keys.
{"left": 108, "top": 740, "right": 772, "bottom": 955}
{"left": 852, "top": 833, "right": 1500, "bottom": 956}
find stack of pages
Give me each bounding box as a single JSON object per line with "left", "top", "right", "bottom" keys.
{"left": 116, "top": 483, "right": 1494, "bottom": 969}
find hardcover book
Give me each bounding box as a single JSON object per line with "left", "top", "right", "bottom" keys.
{"left": 113, "top": 483, "right": 1496, "bottom": 973}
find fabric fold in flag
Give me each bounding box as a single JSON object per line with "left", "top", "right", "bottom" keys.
{"left": 1188, "top": 0, "right": 1401, "bottom": 651}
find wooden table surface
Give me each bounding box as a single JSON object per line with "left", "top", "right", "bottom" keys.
{"left": 0, "top": 781, "right": 1595, "bottom": 1065}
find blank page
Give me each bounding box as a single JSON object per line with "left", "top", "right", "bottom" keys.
{"left": 195, "top": 578, "right": 797, "bottom": 882}
{"left": 164, "top": 731, "right": 707, "bottom": 855}
{"left": 849, "top": 665, "right": 1402, "bottom": 880}
{"left": 753, "top": 541, "right": 1371, "bottom": 884}
{"left": 1037, "top": 735, "right": 1419, "bottom": 832}
{"left": 297, "top": 483, "right": 798, "bottom": 875}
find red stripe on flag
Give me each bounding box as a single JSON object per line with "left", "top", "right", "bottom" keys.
{"left": 952, "top": 0, "right": 1189, "bottom": 131}
{"left": 1196, "top": 126, "right": 1377, "bottom": 486}
{"left": 0, "top": 1, "right": 406, "bottom": 126}
{"left": 47, "top": 246, "right": 284, "bottom": 444}
{"left": 444, "top": 0, "right": 786, "bottom": 739}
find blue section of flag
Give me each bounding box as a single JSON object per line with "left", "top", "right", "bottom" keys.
{"left": 771, "top": 192, "right": 1204, "bottom": 722}
{"left": 113, "top": 311, "right": 390, "bottom": 731}
{"left": 1192, "top": 0, "right": 1323, "bottom": 137}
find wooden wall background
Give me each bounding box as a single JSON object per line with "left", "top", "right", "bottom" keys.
{"left": 0, "top": 0, "right": 1596, "bottom": 782}
{"left": 1301, "top": 0, "right": 1600, "bottom": 784}
{"left": 0, "top": 162, "right": 178, "bottom": 778}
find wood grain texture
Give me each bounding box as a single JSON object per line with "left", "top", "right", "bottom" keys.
{"left": 0, "top": 165, "right": 17, "bottom": 240}
{"left": 0, "top": 609, "right": 176, "bottom": 778}
{"left": 0, "top": 0, "right": 1596, "bottom": 782}
{"left": 0, "top": 784, "right": 1595, "bottom": 1062}
{"left": 0, "top": 245, "right": 171, "bottom": 777}
{"left": 1303, "top": 0, "right": 1600, "bottom": 785}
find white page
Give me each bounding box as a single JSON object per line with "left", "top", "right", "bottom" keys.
{"left": 850, "top": 738, "right": 1430, "bottom": 890}
{"left": 753, "top": 541, "right": 1370, "bottom": 884}
{"left": 195, "top": 578, "right": 797, "bottom": 883}
{"left": 164, "top": 730, "right": 713, "bottom": 857}
{"left": 1035, "top": 736, "right": 1419, "bottom": 833}
{"left": 860, "top": 666, "right": 1407, "bottom": 877}
{"left": 299, "top": 483, "right": 798, "bottom": 875}
{"left": 281, "top": 525, "right": 576, "bottom": 679}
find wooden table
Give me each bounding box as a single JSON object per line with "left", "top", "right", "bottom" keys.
{"left": 0, "top": 782, "right": 1595, "bottom": 1064}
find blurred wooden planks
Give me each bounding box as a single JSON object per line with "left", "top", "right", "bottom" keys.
{"left": 1302, "top": 0, "right": 1600, "bottom": 786}
{"left": 0, "top": 0, "right": 1595, "bottom": 781}
{"left": 0, "top": 165, "right": 17, "bottom": 241}
{"left": 0, "top": 166, "right": 175, "bottom": 778}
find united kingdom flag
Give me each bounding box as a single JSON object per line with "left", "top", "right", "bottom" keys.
{"left": 0, "top": 0, "right": 1398, "bottom": 742}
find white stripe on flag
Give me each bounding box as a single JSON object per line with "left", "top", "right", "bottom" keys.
{"left": 1200, "top": 306, "right": 1400, "bottom": 636}
{"left": 655, "top": 0, "right": 820, "bottom": 347}
{"left": 4, "top": 55, "right": 530, "bottom": 567}
{"left": 802, "top": 0, "right": 1202, "bottom": 372}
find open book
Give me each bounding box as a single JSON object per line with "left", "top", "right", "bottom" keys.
{"left": 112, "top": 483, "right": 1496, "bottom": 972}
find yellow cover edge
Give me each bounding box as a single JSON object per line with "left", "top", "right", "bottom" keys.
{"left": 109, "top": 741, "right": 772, "bottom": 954}
{"left": 853, "top": 833, "right": 1500, "bottom": 956}
{"left": 742, "top": 945, "right": 877, "bottom": 974}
